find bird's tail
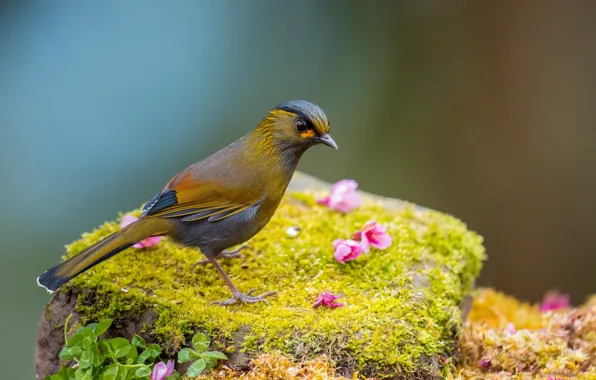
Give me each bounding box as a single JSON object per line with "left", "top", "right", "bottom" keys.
{"left": 37, "top": 217, "right": 169, "bottom": 293}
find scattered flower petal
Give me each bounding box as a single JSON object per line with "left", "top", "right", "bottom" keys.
{"left": 353, "top": 221, "right": 392, "bottom": 252}
{"left": 151, "top": 359, "right": 175, "bottom": 380}
{"left": 317, "top": 179, "right": 362, "bottom": 213}
{"left": 313, "top": 292, "right": 343, "bottom": 308}
{"left": 120, "top": 215, "right": 163, "bottom": 248}
{"left": 286, "top": 226, "right": 300, "bottom": 238}
{"left": 479, "top": 358, "right": 490, "bottom": 371}
{"left": 539, "top": 290, "right": 570, "bottom": 312}
{"left": 506, "top": 323, "right": 516, "bottom": 335}
{"left": 332, "top": 239, "right": 363, "bottom": 263}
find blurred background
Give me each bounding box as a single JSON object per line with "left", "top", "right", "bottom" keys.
{"left": 1, "top": 1, "right": 595, "bottom": 377}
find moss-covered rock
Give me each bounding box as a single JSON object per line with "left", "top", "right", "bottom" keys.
{"left": 36, "top": 172, "right": 485, "bottom": 379}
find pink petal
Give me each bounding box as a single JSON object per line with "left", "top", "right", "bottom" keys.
{"left": 313, "top": 291, "right": 343, "bottom": 308}
{"left": 120, "top": 215, "right": 138, "bottom": 228}
{"left": 370, "top": 233, "right": 392, "bottom": 250}
{"left": 539, "top": 291, "right": 570, "bottom": 312}
{"left": 317, "top": 179, "right": 362, "bottom": 213}
{"left": 333, "top": 245, "right": 350, "bottom": 263}
{"left": 359, "top": 234, "right": 371, "bottom": 253}
{"left": 331, "top": 179, "right": 358, "bottom": 193}
{"left": 151, "top": 362, "right": 168, "bottom": 380}
{"left": 139, "top": 235, "right": 163, "bottom": 248}
{"left": 316, "top": 197, "right": 330, "bottom": 206}
{"left": 165, "top": 360, "right": 175, "bottom": 376}
{"left": 333, "top": 239, "right": 362, "bottom": 263}
{"left": 341, "top": 192, "right": 363, "bottom": 211}
{"left": 353, "top": 221, "right": 392, "bottom": 252}
{"left": 121, "top": 215, "right": 155, "bottom": 249}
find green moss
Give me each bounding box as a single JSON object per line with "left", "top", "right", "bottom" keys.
{"left": 62, "top": 187, "right": 485, "bottom": 376}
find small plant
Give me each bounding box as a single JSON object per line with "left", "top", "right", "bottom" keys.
{"left": 45, "top": 316, "right": 180, "bottom": 380}
{"left": 177, "top": 332, "right": 228, "bottom": 377}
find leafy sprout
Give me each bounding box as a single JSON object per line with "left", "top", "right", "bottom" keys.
{"left": 177, "top": 332, "right": 228, "bottom": 377}
{"left": 45, "top": 316, "right": 181, "bottom": 380}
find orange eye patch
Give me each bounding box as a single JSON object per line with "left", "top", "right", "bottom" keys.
{"left": 300, "top": 129, "right": 316, "bottom": 138}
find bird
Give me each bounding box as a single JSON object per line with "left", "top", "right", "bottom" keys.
{"left": 37, "top": 100, "right": 337, "bottom": 305}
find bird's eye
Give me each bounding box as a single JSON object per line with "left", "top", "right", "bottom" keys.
{"left": 295, "top": 120, "right": 308, "bottom": 133}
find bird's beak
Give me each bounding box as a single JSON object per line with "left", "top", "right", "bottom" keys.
{"left": 317, "top": 133, "right": 338, "bottom": 149}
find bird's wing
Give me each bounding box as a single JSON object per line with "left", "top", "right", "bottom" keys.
{"left": 141, "top": 169, "right": 261, "bottom": 223}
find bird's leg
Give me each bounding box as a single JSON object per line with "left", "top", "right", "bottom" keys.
{"left": 191, "top": 244, "right": 248, "bottom": 269}
{"left": 206, "top": 256, "right": 276, "bottom": 306}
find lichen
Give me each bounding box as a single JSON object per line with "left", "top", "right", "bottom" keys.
{"left": 200, "top": 352, "right": 345, "bottom": 379}
{"left": 61, "top": 189, "right": 485, "bottom": 377}
{"left": 454, "top": 288, "right": 596, "bottom": 379}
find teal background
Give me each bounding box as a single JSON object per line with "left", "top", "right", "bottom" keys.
{"left": 0, "top": 1, "right": 595, "bottom": 377}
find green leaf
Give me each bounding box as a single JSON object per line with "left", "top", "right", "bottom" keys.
{"left": 94, "top": 319, "right": 113, "bottom": 336}
{"left": 204, "top": 357, "right": 217, "bottom": 370}
{"left": 79, "top": 350, "right": 94, "bottom": 369}
{"left": 187, "top": 359, "right": 207, "bottom": 377}
{"left": 59, "top": 347, "right": 74, "bottom": 361}
{"left": 100, "top": 364, "right": 118, "bottom": 380}
{"left": 191, "top": 333, "right": 210, "bottom": 353}
{"left": 69, "top": 346, "right": 82, "bottom": 357}
{"left": 66, "top": 333, "right": 83, "bottom": 348}
{"left": 57, "top": 365, "right": 76, "bottom": 379}
{"left": 136, "top": 349, "right": 151, "bottom": 365}
{"left": 164, "top": 372, "right": 181, "bottom": 380}
{"left": 200, "top": 351, "right": 227, "bottom": 360}
{"left": 110, "top": 337, "right": 132, "bottom": 358}
{"left": 136, "top": 342, "right": 161, "bottom": 364}
{"left": 177, "top": 348, "right": 199, "bottom": 363}
{"left": 78, "top": 328, "right": 95, "bottom": 351}
{"left": 115, "top": 366, "right": 129, "bottom": 380}
{"left": 44, "top": 375, "right": 64, "bottom": 380}
{"left": 74, "top": 367, "right": 92, "bottom": 380}
{"left": 137, "top": 343, "right": 161, "bottom": 364}
{"left": 92, "top": 345, "right": 104, "bottom": 367}
{"left": 146, "top": 343, "right": 161, "bottom": 357}
{"left": 131, "top": 335, "right": 146, "bottom": 348}
{"left": 98, "top": 339, "right": 111, "bottom": 353}
{"left": 134, "top": 366, "right": 151, "bottom": 377}
{"left": 125, "top": 344, "right": 138, "bottom": 363}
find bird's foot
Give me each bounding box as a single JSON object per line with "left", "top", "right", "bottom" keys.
{"left": 219, "top": 244, "right": 248, "bottom": 259}
{"left": 191, "top": 244, "right": 249, "bottom": 269}
{"left": 211, "top": 289, "right": 277, "bottom": 306}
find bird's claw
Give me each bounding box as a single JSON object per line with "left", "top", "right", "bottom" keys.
{"left": 191, "top": 245, "right": 249, "bottom": 269}
{"left": 211, "top": 289, "right": 277, "bottom": 306}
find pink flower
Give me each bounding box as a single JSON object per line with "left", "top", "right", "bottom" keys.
{"left": 506, "top": 323, "right": 516, "bottom": 335}
{"left": 313, "top": 292, "right": 343, "bottom": 308}
{"left": 120, "top": 215, "right": 163, "bottom": 248}
{"left": 479, "top": 358, "right": 490, "bottom": 371}
{"left": 317, "top": 179, "right": 362, "bottom": 213}
{"left": 353, "top": 221, "right": 392, "bottom": 253}
{"left": 333, "top": 239, "right": 363, "bottom": 263}
{"left": 539, "top": 290, "right": 570, "bottom": 312}
{"left": 151, "top": 360, "right": 175, "bottom": 380}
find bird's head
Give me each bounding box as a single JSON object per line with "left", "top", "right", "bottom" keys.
{"left": 254, "top": 100, "right": 338, "bottom": 157}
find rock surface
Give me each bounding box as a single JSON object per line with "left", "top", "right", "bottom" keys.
{"left": 36, "top": 172, "right": 485, "bottom": 379}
